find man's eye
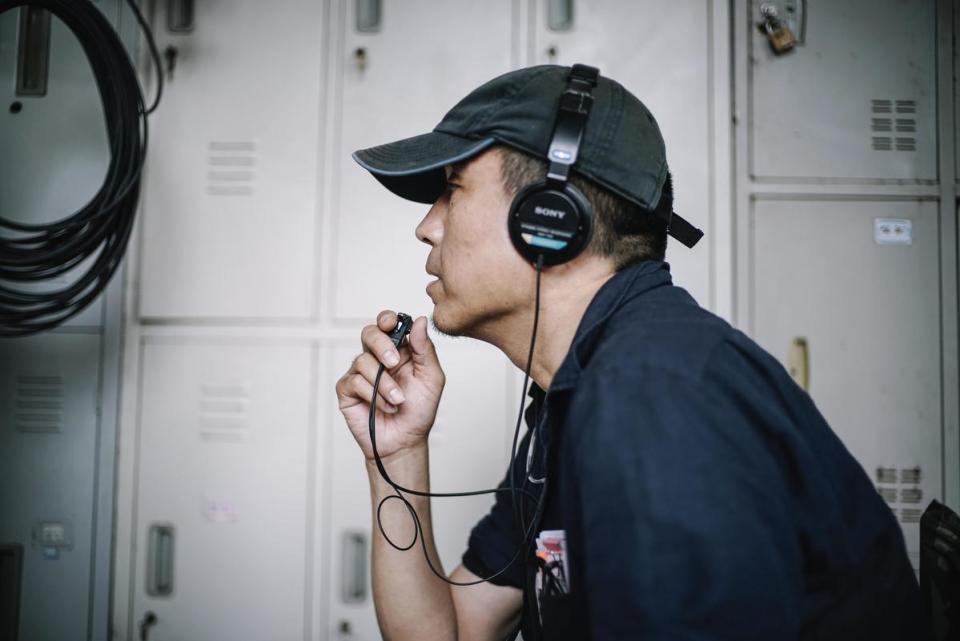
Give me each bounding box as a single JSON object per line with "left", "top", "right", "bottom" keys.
{"left": 446, "top": 182, "right": 461, "bottom": 191}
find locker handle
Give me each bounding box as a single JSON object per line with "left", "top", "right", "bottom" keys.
{"left": 547, "top": 0, "right": 574, "bottom": 31}
{"left": 166, "top": 0, "right": 195, "bottom": 33}
{"left": 341, "top": 531, "right": 368, "bottom": 603}
{"left": 788, "top": 337, "right": 809, "bottom": 392}
{"left": 146, "top": 524, "right": 175, "bottom": 597}
{"left": 355, "top": 0, "right": 381, "bottom": 32}
{"left": 16, "top": 6, "right": 51, "bottom": 96}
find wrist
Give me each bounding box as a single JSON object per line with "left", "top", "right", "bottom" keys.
{"left": 366, "top": 441, "right": 429, "bottom": 466}
{"left": 365, "top": 442, "right": 429, "bottom": 479}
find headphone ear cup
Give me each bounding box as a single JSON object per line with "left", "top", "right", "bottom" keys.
{"left": 508, "top": 180, "right": 593, "bottom": 266}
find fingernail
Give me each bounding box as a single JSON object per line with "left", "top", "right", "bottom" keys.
{"left": 390, "top": 388, "right": 405, "bottom": 404}
{"left": 384, "top": 351, "right": 400, "bottom": 367}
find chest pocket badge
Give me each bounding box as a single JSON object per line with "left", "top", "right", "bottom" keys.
{"left": 535, "top": 529, "right": 571, "bottom": 624}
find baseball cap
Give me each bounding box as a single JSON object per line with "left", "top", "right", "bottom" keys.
{"left": 352, "top": 64, "right": 703, "bottom": 248}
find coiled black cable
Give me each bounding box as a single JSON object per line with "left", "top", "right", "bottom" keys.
{"left": 0, "top": 0, "right": 162, "bottom": 337}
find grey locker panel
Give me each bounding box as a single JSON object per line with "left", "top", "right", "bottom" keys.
{"left": 332, "top": 0, "right": 514, "bottom": 322}
{"left": 132, "top": 340, "right": 313, "bottom": 640}
{"left": 0, "top": 7, "right": 112, "bottom": 328}
{"left": 749, "top": 0, "right": 937, "bottom": 181}
{"left": 531, "top": 0, "right": 713, "bottom": 315}
{"left": 0, "top": 333, "right": 102, "bottom": 640}
{"left": 751, "top": 199, "right": 941, "bottom": 567}
{"left": 138, "top": 0, "right": 323, "bottom": 320}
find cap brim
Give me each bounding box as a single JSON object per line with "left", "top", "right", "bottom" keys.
{"left": 352, "top": 132, "right": 497, "bottom": 204}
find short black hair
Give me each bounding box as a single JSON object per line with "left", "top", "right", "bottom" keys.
{"left": 497, "top": 146, "right": 670, "bottom": 269}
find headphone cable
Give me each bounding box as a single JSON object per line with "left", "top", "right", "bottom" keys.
{"left": 368, "top": 254, "right": 546, "bottom": 586}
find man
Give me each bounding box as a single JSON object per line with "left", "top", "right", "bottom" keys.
{"left": 335, "top": 65, "right": 922, "bottom": 640}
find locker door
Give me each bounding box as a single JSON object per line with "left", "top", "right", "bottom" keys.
{"left": 138, "top": 0, "right": 325, "bottom": 320}
{"left": 0, "top": 333, "right": 101, "bottom": 640}
{"left": 330, "top": 0, "right": 515, "bottom": 322}
{"left": 750, "top": 0, "right": 936, "bottom": 181}
{"left": 326, "top": 337, "right": 515, "bottom": 639}
{"left": 131, "top": 340, "right": 314, "bottom": 640}
{"left": 0, "top": 3, "right": 120, "bottom": 328}
{"left": 955, "top": 2, "right": 959, "bottom": 183}
{"left": 531, "top": 0, "right": 714, "bottom": 309}
{"left": 751, "top": 199, "right": 941, "bottom": 567}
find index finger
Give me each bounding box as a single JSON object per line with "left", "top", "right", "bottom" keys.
{"left": 361, "top": 322, "right": 402, "bottom": 368}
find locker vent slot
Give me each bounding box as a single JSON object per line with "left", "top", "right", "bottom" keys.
{"left": 875, "top": 467, "right": 897, "bottom": 484}
{"left": 900, "top": 508, "right": 922, "bottom": 524}
{"left": 871, "top": 100, "right": 916, "bottom": 152}
{"left": 877, "top": 487, "right": 897, "bottom": 503}
{"left": 900, "top": 488, "right": 923, "bottom": 504}
{"left": 198, "top": 383, "right": 251, "bottom": 442}
{"left": 900, "top": 467, "right": 921, "bottom": 484}
{"left": 15, "top": 375, "right": 64, "bottom": 433}
{"left": 207, "top": 141, "right": 256, "bottom": 196}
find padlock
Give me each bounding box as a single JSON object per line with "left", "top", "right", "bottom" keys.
{"left": 760, "top": 3, "right": 797, "bottom": 55}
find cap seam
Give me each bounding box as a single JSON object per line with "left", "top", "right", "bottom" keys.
{"left": 466, "top": 66, "right": 559, "bottom": 136}
{"left": 593, "top": 81, "right": 624, "bottom": 167}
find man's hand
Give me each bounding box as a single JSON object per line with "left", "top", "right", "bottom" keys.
{"left": 336, "top": 310, "right": 446, "bottom": 461}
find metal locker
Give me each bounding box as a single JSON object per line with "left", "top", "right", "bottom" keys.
{"left": 0, "top": 333, "right": 102, "bottom": 640}
{"left": 137, "top": 0, "right": 325, "bottom": 320}
{"left": 750, "top": 198, "right": 941, "bottom": 568}
{"left": 326, "top": 337, "right": 515, "bottom": 639}
{"left": 955, "top": 3, "right": 960, "bottom": 183}
{"left": 749, "top": 0, "right": 937, "bottom": 181}
{"left": 0, "top": 6, "right": 117, "bottom": 328}
{"left": 531, "top": 0, "right": 714, "bottom": 311}
{"left": 131, "top": 340, "right": 314, "bottom": 640}
{"left": 330, "top": 0, "right": 515, "bottom": 323}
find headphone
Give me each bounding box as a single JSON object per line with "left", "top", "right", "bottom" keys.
{"left": 507, "top": 64, "right": 599, "bottom": 266}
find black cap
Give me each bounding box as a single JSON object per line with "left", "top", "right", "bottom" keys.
{"left": 353, "top": 64, "right": 703, "bottom": 248}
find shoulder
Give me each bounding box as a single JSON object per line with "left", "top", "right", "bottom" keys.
{"left": 566, "top": 302, "right": 808, "bottom": 472}
{"left": 585, "top": 286, "right": 743, "bottom": 385}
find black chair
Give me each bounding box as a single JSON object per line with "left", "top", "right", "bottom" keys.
{"left": 921, "top": 500, "right": 960, "bottom": 641}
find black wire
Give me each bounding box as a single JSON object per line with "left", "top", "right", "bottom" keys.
{"left": 0, "top": 0, "right": 162, "bottom": 337}
{"left": 368, "top": 255, "right": 547, "bottom": 586}
{"left": 510, "top": 253, "right": 544, "bottom": 540}
{"left": 125, "top": 0, "right": 163, "bottom": 115}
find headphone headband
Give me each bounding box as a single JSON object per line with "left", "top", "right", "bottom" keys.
{"left": 546, "top": 64, "right": 599, "bottom": 187}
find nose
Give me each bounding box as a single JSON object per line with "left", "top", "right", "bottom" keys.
{"left": 415, "top": 195, "right": 446, "bottom": 247}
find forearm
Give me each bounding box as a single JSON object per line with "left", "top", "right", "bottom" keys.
{"left": 366, "top": 444, "right": 457, "bottom": 641}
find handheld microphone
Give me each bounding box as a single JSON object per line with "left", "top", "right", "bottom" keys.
{"left": 387, "top": 313, "right": 414, "bottom": 347}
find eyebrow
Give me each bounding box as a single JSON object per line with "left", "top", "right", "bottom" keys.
{"left": 447, "top": 162, "right": 466, "bottom": 181}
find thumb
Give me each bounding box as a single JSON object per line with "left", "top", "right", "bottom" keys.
{"left": 408, "top": 316, "right": 441, "bottom": 372}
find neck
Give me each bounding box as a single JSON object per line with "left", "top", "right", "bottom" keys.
{"left": 487, "top": 258, "right": 615, "bottom": 391}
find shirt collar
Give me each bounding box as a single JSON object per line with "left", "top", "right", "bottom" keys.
{"left": 529, "top": 259, "right": 674, "bottom": 399}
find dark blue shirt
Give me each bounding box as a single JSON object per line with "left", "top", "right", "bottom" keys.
{"left": 461, "top": 260, "right": 922, "bottom": 640}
